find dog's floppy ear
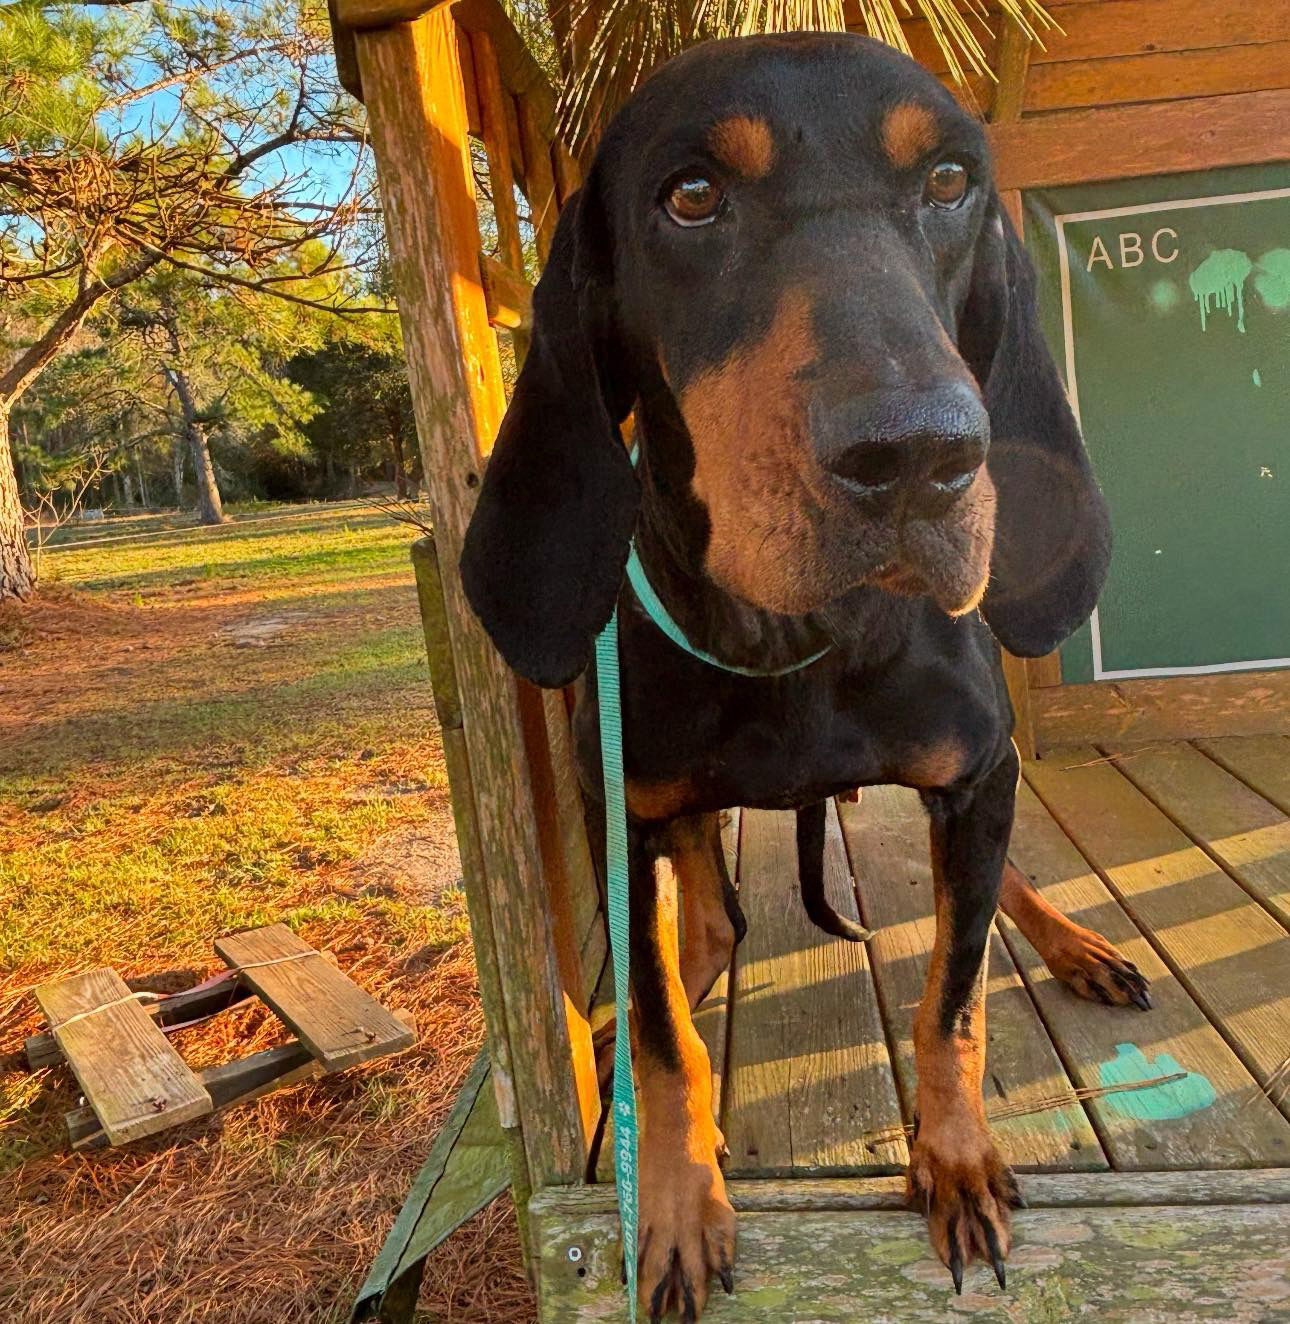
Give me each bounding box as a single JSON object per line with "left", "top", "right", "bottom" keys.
{"left": 460, "top": 180, "right": 639, "bottom": 688}
{"left": 959, "top": 199, "right": 1111, "bottom": 658}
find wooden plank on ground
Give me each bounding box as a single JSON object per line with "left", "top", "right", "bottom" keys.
{"left": 1004, "top": 781, "right": 1290, "bottom": 1170}
{"left": 722, "top": 805, "right": 907, "bottom": 1177}
{"left": 837, "top": 785, "right": 1105, "bottom": 1172}
{"left": 1026, "top": 748, "right": 1290, "bottom": 1119}
{"left": 28, "top": 973, "right": 252, "bottom": 1071}
{"left": 1197, "top": 734, "right": 1290, "bottom": 817}
{"left": 1031, "top": 668, "right": 1290, "bottom": 752}
{"left": 36, "top": 968, "right": 211, "bottom": 1146}
{"left": 67, "top": 1009, "right": 417, "bottom": 1149}
{"left": 1104, "top": 741, "right": 1290, "bottom": 929}
{"left": 215, "top": 924, "right": 414, "bottom": 1071}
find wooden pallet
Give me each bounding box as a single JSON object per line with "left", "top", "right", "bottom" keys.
{"left": 29, "top": 923, "right": 416, "bottom": 1149}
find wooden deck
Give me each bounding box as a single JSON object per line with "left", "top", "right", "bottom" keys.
{"left": 596, "top": 734, "right": 1290, "bottom": 1183}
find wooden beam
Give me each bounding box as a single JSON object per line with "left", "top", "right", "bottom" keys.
{"left": 452, "top": 0, "right": 557, "bottom": 131}
{"left": 471, "top": 29, "right": 525, "bottom": 274}
{"left": 989, "top": 16, "right": 1032, "bottom": 123}
{"left": 479, "top": 253, "right": 532, "bottom": 330}
{"left": 991, "top": 88, "right": 1290, "bottom": 190}
{"left": 1024, "top": 40, "right": 1290, "bottom": 116}
{"left": 354, "top": 9, "right": 588, "bottom": 1189}
{"left": 335, "top": 0, "right": 448, "bottom": 30}
{"left": 902, "top": 0, "right": 1290, "bottom": 75}
{"left": 516, "top": 93, "right": 559, "bottom": 262}
{"left": 1032, "top": 668, "right": 1290, "bottom": 752}
{"left": 1000, "top": 650, "right": 1036, "bottom": 760}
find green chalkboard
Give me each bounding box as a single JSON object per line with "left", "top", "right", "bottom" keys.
{"left": 1024, "top": 164, "right": 1290, "bottom": 682}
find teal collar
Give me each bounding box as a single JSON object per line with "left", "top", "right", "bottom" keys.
{"left": 625, "top": 538, "right": 830, "bottom": 677}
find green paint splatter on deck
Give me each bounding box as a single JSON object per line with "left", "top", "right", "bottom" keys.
{"left": 1189, "top": 249, "right": 1253, "bottom": 331}
{"left": 1097, "top": 1043, "right": 1216, "bottom": 1120}
{"left": 1253, "top": 247, "right": 1290, "bottom": 309}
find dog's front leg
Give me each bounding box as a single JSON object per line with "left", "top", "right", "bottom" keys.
{"left": 909, "top": 749, "right": 1023, "bottom": 1293}
{"left": 630, "top": 825, "right": 735, "bottom": 1322}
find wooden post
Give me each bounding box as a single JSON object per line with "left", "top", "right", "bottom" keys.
{"left": 990, "top": 16, "right": 1033, "bottom": 124}
{"left": 353, "top": 8, "right": 587, "bottom": 1191}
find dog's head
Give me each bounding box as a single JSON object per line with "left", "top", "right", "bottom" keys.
{"left": 462, "top": 34, "right": 1110, "bottom": 687}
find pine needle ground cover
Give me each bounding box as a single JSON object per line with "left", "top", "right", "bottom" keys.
{"left": 0, "top": 504, "right": 534, "bottom": 1324}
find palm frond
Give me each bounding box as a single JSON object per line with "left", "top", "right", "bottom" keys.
{"left": 556, "top": 0, "right": 1058, "bottom": 154}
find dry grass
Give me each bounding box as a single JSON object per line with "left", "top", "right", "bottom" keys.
{"left": 0, "top": 506, "right": 536, "bottom": 1323}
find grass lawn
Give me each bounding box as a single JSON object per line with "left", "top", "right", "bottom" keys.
{"left": 0, "top": 504, "right": 534, "bottom": 1323}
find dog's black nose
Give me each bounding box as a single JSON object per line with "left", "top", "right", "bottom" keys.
{"left": 818, "top": 383, "right": 989, "bottom": 516}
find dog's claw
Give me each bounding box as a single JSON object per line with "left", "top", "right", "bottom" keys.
{"left": 1131, "top": 987, "right": 1152, "bottom": 1011}
{"left": 948, "top": 1242, "right": 964, "bottom": 1295}
{"left": 984, "top": 1215, "right": 1007, "bottom": 1290}
{"left": 718, "top": 1260, "right": 734, "bottom": 1295}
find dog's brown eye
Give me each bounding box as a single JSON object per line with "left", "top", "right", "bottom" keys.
{"left": 664, "top": 175, "right": 723, "bottom": 227}
{"left": 924, "top": 161, "right": 968, "bottom": 209}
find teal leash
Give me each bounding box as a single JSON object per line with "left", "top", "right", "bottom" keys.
{"left": 595, "top": 604, "right": 638, "bottom": 1321}
{"left": 596, "top": 512, "right": 831, "bottom": 1319}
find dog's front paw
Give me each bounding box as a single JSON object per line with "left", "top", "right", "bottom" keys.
{"left": 1045, "top": 925, "right": 1152, "bottom": 1010}
{"left": 906, "top": 1123, "right": 1021, "bottom": 1294}
{"left": 637, "top": 1115, "right": 735, "bottom": 1321}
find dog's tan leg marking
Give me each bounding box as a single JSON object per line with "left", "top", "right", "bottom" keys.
{"left": 906, "top": 828, "right": 1019, "bottom": 1289}
{"left": 635, "top": 856, "right": 735, "bottom": 1320}
{"left": 671, "top": 814, "right": 738, "bottom": 1011}
{"left": 999, "top": 861, "right": 1151, "bottom": 1009}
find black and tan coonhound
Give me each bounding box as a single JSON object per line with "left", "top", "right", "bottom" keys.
{"left": 461, "top": 31, "right": 1148, "bottom": 1319}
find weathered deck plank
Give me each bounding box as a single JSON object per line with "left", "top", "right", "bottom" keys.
{"left": 535, "top": 1176, "right": 1290, "bottom": 1322}
{"left": 1005, "top": 781, "right": 1290, "bottom": 1169}
{"left": 1026, "top": 748, "right": 1290, "bottom": 1119}
{"left": 837, "top": 785, "right": 1106, "bottom": 1172}
{"left": 722, "top": 805, "right": 907, "bottom": 1176}
{"left": 1196, "top": 734, "right": 1290, "bottom": 817}
{"left": 1103, "top": 740, "right": 1290, "bottom": 928}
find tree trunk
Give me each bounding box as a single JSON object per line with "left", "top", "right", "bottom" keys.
{"left": 0, "top": 408, "right": 36, "bottom": 601}
{"left": 168, "top": 367, "right": 224, "bottom": 525}
{"left": 389, "top": 425, "right": 408, "bottom": 497}
{"left": 172, "top": 438, "right": 185, "bottom": 506}
{"left": 122, "top": 468, "right": 136, "bottom": 507}
{"left": 135, "top": 447, "right": 150, "bottom": 508}
{"left": 188, "top": 422, "right": 224, "bottom": 525}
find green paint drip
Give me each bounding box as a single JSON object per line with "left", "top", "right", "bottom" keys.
{"left": 1097, "top": 1044, "right": 1216, "bottom": 1120}
{"left": 1253, "top": 248, "right": 1290, "bottom": 310}
{"left": 1253, "top": 368, "right": 1263, "bottom": 387}
{"left": 1189, "top": 249, "right": 1253, "bottom": 332}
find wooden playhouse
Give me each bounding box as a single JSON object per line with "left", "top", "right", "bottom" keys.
{"left": 329, "top": 2, "right": 1290, "bottom": 1318}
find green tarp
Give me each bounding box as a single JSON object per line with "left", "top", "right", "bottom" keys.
{"left": 351, "top": 1050, "right": 511, "bottom": 1322}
